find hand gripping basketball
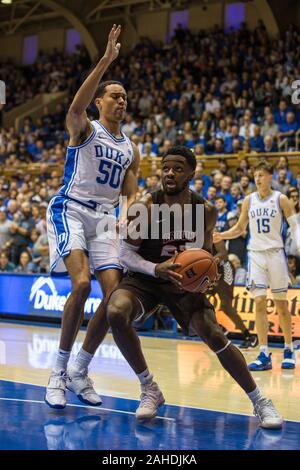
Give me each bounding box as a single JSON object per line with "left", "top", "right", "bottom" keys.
{"left": 174, "top": 249, "right": 220, "bottom": 293}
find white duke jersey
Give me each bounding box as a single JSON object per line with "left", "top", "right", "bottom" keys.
{"left": 59, "top": 120, "right": 134, "bottom": 209}
{"left": 248, "top": 190, "right": 284, "bottom": 251}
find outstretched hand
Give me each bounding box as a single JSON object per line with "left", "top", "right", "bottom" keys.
{"left": 104, "top": 24, "right": 121, "bottom": 63}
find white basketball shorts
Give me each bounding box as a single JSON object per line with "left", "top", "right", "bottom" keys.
{"left": 246, "top": 248, "right": 290, "bottom": 298}
{"left": 47, "top": 195, "right": 122, "bottom": 275}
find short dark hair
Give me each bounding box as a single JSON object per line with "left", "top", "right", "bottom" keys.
{"left": 162, "top": 146, "right": 196, "bottom": 170}
{"left": 95, "top": 80, "right": 125, "bottom": 98}
{"left": 287, "top": 186, "right": 299, "bottom": 198}
{"left": 215, "top": 195, "right": 226, "bottom": 202}
{"left": 254, "top": 160, "right": 273, "bottom": 174}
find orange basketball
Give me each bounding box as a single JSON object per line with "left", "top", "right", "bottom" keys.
{"left": 174, "top": 248, "right": 218, "bottom": 293}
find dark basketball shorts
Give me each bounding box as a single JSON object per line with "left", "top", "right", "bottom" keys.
{"left": 116, "top": 273, "right": 215, "bottom": 334}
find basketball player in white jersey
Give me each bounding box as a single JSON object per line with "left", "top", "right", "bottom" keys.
{"left": 45, "top": 25, "right": 140, "bottom": 408}
{"left": 214, "top": 161, "right": 300, "bottom": 371}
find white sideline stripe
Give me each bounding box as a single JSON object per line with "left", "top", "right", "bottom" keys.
{"left": 1, "top": 379, "right": 300, "bottom": 424}
{"left": 0, "top": 396, "right": 174, "bottom": 422}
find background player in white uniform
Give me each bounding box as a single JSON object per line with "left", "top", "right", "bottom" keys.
{"left": 214, "top": 161, "right": 300, "bottom": 371}
{"left": 45, "top": 25, "right": 140, "bottom": 408}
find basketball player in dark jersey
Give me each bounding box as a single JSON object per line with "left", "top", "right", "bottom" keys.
{"left": 210, "top": 242, "right": 258, "bottom": 349}
{"left": 106, "top": 146, "right": 282, "bottom": 429}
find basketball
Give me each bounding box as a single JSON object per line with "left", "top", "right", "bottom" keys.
{"left": 174, "top": 249, "right": 218, "bottom": 293}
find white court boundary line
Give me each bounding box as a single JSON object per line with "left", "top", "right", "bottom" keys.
{"left": 0, "top": 379, "right": 174, "bottom": 422}
{"left": 1, "top": 378, "right": 300, "bottom": 424}
{"left": 0, "top": 396, "right": 174, "bottom": 422}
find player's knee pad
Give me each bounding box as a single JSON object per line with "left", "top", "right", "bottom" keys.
{"left": 272, "top": 290, "right": 287, "bottom": 300}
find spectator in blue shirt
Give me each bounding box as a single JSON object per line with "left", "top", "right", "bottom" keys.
{"left": 218, "top": 175, "right": 235, "bottom": 211}
{"left": 209, "top": 137, "right": 225, "bottom": 155}
{"left": 192, "top": 161, "right": 211, "bottom": 195}
{"left": 224, "top": 125, "right": 244, "bottom": 153}
{"left": 215, "top": 196, "right": 229, "bottom": 232}
{"left": 274, "top": 99, "right": 289, "bottom": 125}
{"left": 273, "top": 169, "right": 291, "bottom": 193}
{"left": 212, "top": 171, "right": 223, "bottom": 195}
{"left": 137, "top": 169, "right": 146, "bottom": 191}
{"left": 206, "top": 186, "right": 217, "bottom": 205}
{"left": 230, "top": 183, "right": 244, "bottom": 212}
{"left": 190, "top": 177, "right": 203, "bottom": 196}
{"left": 278, "top": 112, "right": 299, "bottom": 147}
{"left": 214, "top": 119, "right": 229, "bottom": 141}
{"left": 250, "top": 125, "right": 264, "bottom": 152}
{"left": 273, "top": 156, "right": 294, "bottom": 184}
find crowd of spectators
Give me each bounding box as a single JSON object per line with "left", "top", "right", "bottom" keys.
{"left": 0, "top": 45, "right": 91, "bottom": 112}
{"left": 1, "top": 22, "right": 300, "bottom": 283}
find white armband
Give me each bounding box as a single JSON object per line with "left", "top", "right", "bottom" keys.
{"left": 120, "top": 241, "right": 158, "bottom": 277}
{"left": 287, "top": 214, "right": 300, "bottom": 250}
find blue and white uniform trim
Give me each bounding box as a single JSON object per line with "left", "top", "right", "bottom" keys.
{"left": 96, "top": 121, "right": 126, "bottom": 142}
{"left": 48, "top": 196, "right": 70, "bottom": 257}
{"left": 67, "top": 126, "right": 97, "bottom": 149}
{"left": 94, "top": 263, "right": 123, "bottom": 272}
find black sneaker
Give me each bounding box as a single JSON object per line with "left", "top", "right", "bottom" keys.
{"left": 239, "top": 335, "right": 258, "bottom": 350}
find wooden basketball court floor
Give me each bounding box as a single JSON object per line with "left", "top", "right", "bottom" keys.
{"left": 0, "top": 320, "right": 300, "bottom": 450}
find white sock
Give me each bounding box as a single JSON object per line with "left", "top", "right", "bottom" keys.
{"left": 53, "top": 349, "right": 71, "bottom": 373}
{"left": 259, "top": 345, "right": 269, "bottom": 356}
{"left": 73, "top": 348, "right": 94, "bottom": 372}
{"left": 284, "top": 343, "right": 293, "bottom": 351}
{"left": 247, "top": 387, "right": 264, "bottom": 405}
{"left": 137, "top": 368, "right": 153, "bottom": 385}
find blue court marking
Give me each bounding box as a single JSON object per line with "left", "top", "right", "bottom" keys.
{"left": 1, "top": 380, "right": 300, "bottom": 450}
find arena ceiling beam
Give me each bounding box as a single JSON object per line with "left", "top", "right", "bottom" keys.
{"left": 7, "top": 1, "right": 41, "bottom": 35}
{"left": 0, "top": 0, "right": 99, "bottom": 59}
{"left": 40, "top": 0, "right": 99, "bottom": 59}
{"left": 86, "top": 0, "right": 151, "bottom": 23}
{"left": 0, "top": 0, "right": 221, "bottom": 35}
{"left": 85, "top": 0, "right": 200, "bottom": 24}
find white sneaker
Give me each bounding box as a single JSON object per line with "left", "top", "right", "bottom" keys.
{"left": 253, "top": 397, "right": 283, "bottom": 429}
{"left": 45, "top": 371, "right": 67, "bottom": 409}
{"left": 136, "top": 381, "right": 165, "bottom": 420}
{"left": 66, "top": 366, "right": 102, "bottom": 406}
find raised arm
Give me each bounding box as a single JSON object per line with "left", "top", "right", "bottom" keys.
{"left": 66, "top": 24, "right": 122, "bottom": 146}
{"left": 280, "top": 194, "right": 300, "bottom": 255}
{"left": 213, "top": 196, "right": 249, "bottom": 243}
